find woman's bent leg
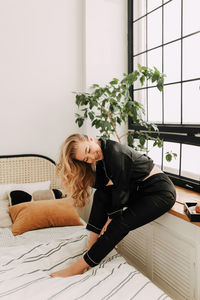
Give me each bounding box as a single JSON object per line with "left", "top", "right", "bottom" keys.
{"left": 84, "top": 176, "right": 176, "bottom": 267}
{"left": 86, "top": 186, "right": 113, "bottom": 235}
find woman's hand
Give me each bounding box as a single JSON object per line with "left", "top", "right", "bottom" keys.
{"left": 106, "top": 179, "right": 113, "bottom": 186}
{"left": 99, "top": 218, "right": 112, "bottom": 236}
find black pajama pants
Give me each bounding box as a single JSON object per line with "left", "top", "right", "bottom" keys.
{"left": 83, "top": 173, "right": 176, "bottom": 267}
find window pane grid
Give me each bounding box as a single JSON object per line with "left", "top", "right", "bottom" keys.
{"left": 129, "top": 0, "right": 200, "bottom": 191}
{"left": 133, "top": 0, "right": 172, "bottom": 23}
{"left": 133, "top": 77, "right": 200, "bottom": 91}
{"left": 133, "top": 31, "right": 200, "bottom": 58}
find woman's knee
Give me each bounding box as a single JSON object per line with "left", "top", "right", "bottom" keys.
{"left": 103, "top": 217, "right": 130, "bottom": 244}
{"left": 158, "top": 190, "right": 176, "bottom": 210}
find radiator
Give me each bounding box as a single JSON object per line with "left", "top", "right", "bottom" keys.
{"left": 152, "top": 224, "right": 196, "bottom": 300}
{"left": 118, "top": 222, "right": 197, "bottom": 300}
{"left": 118, "top": 223, "right": 152, "bottom": 275}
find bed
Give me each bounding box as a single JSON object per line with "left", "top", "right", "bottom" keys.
{"left": 0, "top": 154, "right": 172, "bottom": 300}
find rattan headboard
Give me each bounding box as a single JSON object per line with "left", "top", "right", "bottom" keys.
{"left": 0, "top": 154, "right": 61, "bottom": 189}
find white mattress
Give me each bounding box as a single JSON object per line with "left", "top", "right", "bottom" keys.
{"left": 0, "top": 225, "right": 173, "bottom": 300}
{"left": 0, "top": 220, "right": 87, "bottom": 247}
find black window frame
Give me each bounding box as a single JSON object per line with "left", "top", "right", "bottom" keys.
{"left": 128, "top": 0, "right": 200, "bottom": 192}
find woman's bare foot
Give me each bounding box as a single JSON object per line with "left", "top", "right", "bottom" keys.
{"left": 49, "top": 257, "right": 89, "bottom": 278}
{"left": 50, "top": 266, "right": 75, "bottom": 278}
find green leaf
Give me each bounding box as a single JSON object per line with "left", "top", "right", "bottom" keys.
{"left": 84, "top": 110, "right": 88, "bottom": 118}
{"left": 153, "top": 139, "right": 163, "bottom": 148}
{"left": 126, "top": 71, "right": 139, "bottom": 85}
{"left": 105, "top": 120, "right": 112, "bottom": 130}
{"left": 73, "top": 65, "right": 170, "bottom": 155}
{"left": 151, "top": 123, "right": 158, "bottom": 131}
{"left": 89, "top": 98, "right": 98, "bottom": 109}
{"left": 117, "top": 116, "right": 122, "bottom": 124}
{"left": 165, "top": 153, "right": 172, "bottom": 162}
{"left": 127, "top": 134, "right": 134, "bottom": 146}
{"left": 75, "top": 94, "right": 88, "bottom": 106}
{"left": 75, "top": 117, "right": 84, "bottom": 127}
{"left": 110, "top": 78, "right": 119, "bottom": 85}
{"left": 139, "top": 135, "right": 146, "bottom": 146}
{"left": 95, "top": 120, "right": 101, "bottom": 129}
{"left": 91, "top": 83, "right": 100, "bottom": 89}
{"left": 91, "top": 119, "right": 96, "bottom": 126}
{"left": 137, "top": 64, "right": 142, "bottom": 71}
{"left": 75, "top": 113, "right": 81, "bottom": 118}
{"left": 152, "top": 73, "right": 158, "bottom": 83}
{"left": 157, "top": 139, "right": 163, "bottom": 147}
{"left": 140, "top": 75, "right": 145, "bottom": 86}
{"left": 88, "top": 112, "right": 94, "bottom": 120}
{"left": 165, "top": 151, "right": 177, "bottom": 162}
{"left": 152, "top": 70, "right": 160, "bottom": 81}
{"left": 155, "top": 78, "right": 162, "bottom": 90}
{"left": 75, "top": 94, "right": 82, "bottom": 106}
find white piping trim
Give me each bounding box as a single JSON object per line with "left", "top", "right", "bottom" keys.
{"left": 107, "top": 209, "right": 122, "bottom": 216}
{"left": 86, "top": 252, "right": 98, "bottom": 265}
{"left": 87, "top": 223, "right": 101, "bottom": 231}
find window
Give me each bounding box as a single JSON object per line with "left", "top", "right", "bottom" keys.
{"left": 128, "top": 0, "right": 200, "bottom": 192}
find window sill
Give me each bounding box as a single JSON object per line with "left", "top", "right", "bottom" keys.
{"left": 169, "top": 186, "right": 200, "bottom": 227}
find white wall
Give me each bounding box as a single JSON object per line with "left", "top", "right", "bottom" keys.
{"left": 0, "top": 0, "right": 84, "bottom": 161}
{"left": 0, "top": 0, "right": 127, "bottom": 161}
{"left": 79, "top": 0, "right": 127, "bottom": 221}
{"left": 84, "top": 0, "right": 128, "bottom": 138}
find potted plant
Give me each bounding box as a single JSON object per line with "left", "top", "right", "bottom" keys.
{"left": 74, "top": 64, "right": 176, "bottom": 161}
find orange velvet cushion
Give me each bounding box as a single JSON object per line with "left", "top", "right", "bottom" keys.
{"left": 9, "top": 198, "right": 83, "bottom": 236}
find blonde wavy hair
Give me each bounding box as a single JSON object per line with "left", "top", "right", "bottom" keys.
{"left": 57, "top": 133, "right": 96, "bottom": 208}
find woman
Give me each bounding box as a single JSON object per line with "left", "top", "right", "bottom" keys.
{"left": 50, "top": 133, "right": 176, "bottom": 278}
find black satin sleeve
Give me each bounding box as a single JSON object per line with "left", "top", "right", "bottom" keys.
{"left": 103, "top": 152, "right": 132, "bottom": 218}
{"left": 93, "top": 161, "right": 109, "bottom": 189}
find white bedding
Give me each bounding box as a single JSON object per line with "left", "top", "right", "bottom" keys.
{"left": 0, "top": 225, "right": 172, "bottom": 300}
{"left": 0, "top": 222, "right": 87, "bottom": 247}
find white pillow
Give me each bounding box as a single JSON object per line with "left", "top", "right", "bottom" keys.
{"left": 0, "top": 181, "right": 51, "bottom": 201}
{"left": 0, "top": 199, "right": 12, "bottom": 228}
{"left": 0, "top": 181, "right": 51, "bottom": 228}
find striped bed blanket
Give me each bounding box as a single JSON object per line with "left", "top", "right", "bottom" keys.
{"left": 0, "top": 229, "right": 172, "bottom": 300}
